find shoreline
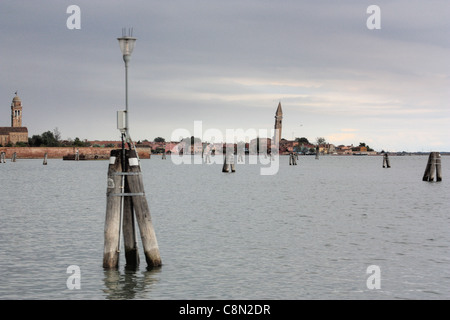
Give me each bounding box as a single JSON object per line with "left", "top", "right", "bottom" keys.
{"left": 0, "top": 146, "right": 446, "bottom": 160}
{"left": 0, "top": 147, "right": 151, "bottom": 159}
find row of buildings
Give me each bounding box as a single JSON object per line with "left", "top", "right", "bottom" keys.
{"left": 1, "top": 95, "right": 375, "bottom": 155}
{"left": 90, "top": 103, "right": 374, "bottom": 155}
{"left": 279, "top": 140, "right": 374, "bottom": 155}
{"left": 88, "top": 138, "right": 373, "bottom": 156}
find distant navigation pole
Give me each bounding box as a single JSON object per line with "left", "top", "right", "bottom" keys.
{"left": 289, "top": 153, "right": 297, "bottom": 165}
{"left": 222, "top": 144, "right": 235, "bottom": 173}
{"left": 422, "top": 152, "right": 442, "bottom": 182}
{"left": 382, "top": 153, "right": 390, "bottom": 168}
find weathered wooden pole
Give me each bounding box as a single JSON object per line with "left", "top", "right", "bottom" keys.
{"left": 423, "top": 152, "right": 436, "bottom": 181}
{"left": 315, "top": 146, "right": 319, "bottom": 160}
{"left": 436, "top": 153, "right": 442, "bottom": 181}
{"left": 126, "top": 149, "right": 162, "bottom": 267}
{"left": 290, "top": 153, "right": 297, "bottom": 165}
{"left": 1, "top": 152, "right": 5, "bottom": 163}
{"left": 11, "top": 152, "right": 17, "bottom": 162}
{"left": 122, "top": 173, "right": 140, "bottom": 268}
{"left": 222, "top": 155, "right": 229, "bottom": 172}
{"left": 103, "top": 149, "right": 123, "bottom": 268}
{"left": 382, "top": 153, "right": 390, "bottom": 168}
{"left": 43, "top": 153, "right": 48, "bottom": 165}
{"left": 229, "top": 153, "right": 235, "bottom": 172}
{"left": 223, "top": 151, "right": 235, "bottom": 173}
{"left": 423, "top": 152, "right": 442, "bottom": 182}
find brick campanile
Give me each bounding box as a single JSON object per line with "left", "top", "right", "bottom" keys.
{"left": 11, "top": 92, "right": 23, "bottom": 127}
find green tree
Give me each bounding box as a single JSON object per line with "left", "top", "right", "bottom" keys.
{"left": 316, "top": 137, "right": 326, "bottom": 146}
{"left": 295, "top": 137, "right": 310, "bottom": 145}
{"left": 41, "top": 131, "right": 59, "bottom": 147}
{"left": 73, "top": 137, "right": 85, "bottom": 147}
{"left": 29, "top": 134, "right": 44, "bottom": 147}
{"left": 154, "top": 137, "right": 165, "bottom": 143}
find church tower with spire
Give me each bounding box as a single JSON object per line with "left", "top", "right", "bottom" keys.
{"left": 274, "top": 102, "right": 283, "bottom": 148}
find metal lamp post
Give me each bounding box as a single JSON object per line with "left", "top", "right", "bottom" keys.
{"left": 105, "top": 29, "right": 161, "bottom": 269}
{"left": 117, "top": 29, "right": 136, "bottom": 143}
{"left": 117, "top": 29, "right": 137, "bottom": 259}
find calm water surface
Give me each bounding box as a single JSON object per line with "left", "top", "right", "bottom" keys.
{"left": 0, "top": 155, "right": 449, "bottom": 299}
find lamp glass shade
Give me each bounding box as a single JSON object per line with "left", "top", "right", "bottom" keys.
{"left": 118, "top": 37, "right": 136, "bottom": 56}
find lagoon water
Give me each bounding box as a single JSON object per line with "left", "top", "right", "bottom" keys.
{"left": 0, "top": 155, "right": 449, "bottom": 300}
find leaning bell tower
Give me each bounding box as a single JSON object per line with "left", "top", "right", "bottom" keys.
{"left": 274, "top": 102, "right": 283, "bottom": 147}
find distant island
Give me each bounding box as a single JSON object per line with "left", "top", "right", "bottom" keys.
{"left": 1, "top": 95, "right": 447, "bottom": 159}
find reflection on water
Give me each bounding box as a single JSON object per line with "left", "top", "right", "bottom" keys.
{"left": 102, "top": 267, "right": 161, "bottom": 300}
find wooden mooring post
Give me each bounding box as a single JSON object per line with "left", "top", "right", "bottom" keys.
{"left": 125, "top": 149, "right": 161, "bottom": 267}
{"left": 222, "top": 155, "right": 229, "bottom": 172}
{"left": 11, "top": 152, "right": 17, "bottom": 162}
{"left": 1, "top": 152, "right": 6, "bottom": 163}
{"left": 422, "top": 152, "right": 442, "bottom": 182}
{"left": 43, "top": 153, "right": 48, "bottom": 165}
{"left": 103, "top": 150, "right": 122, "bottom": 268}
{"left": 222, "top": 153, "right": 235, "bottom": 173}
{"left": 289, "top": 153, "right": 297, "bottom": 165}
{"left": 122, "top": 152, "right": 140, "bottom": 268}
{"left": 103, "top": 149, "right": 161, "bottom": 269}
{"left": 382, "top": 153, "right": 390, "bottom": 168}
{"left": 315, "top": 146, "right": 319, "bottom": 160}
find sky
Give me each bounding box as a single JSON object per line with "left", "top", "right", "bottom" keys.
{"left": 0, "top": 0, "right": 449, "bottom": 152}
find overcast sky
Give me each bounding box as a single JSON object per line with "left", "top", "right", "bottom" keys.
{"left": 0, "top": 0, "right": 449, "bottom": 151}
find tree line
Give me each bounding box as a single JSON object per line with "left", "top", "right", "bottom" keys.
{"left": 0, "top": 127, "right": 91, "bottom": 147}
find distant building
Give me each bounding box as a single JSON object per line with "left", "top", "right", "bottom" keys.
{"left": 279, "top": 139, "right": 299, "bottom": 153}
{"left": 0, "top": 93, "right": 28, "bottom": 145}
{"left": 318, "top": 143, "right": 336, "bottom": 154}
{"left": 336, "top": 145, "right": 353, "bottom": 155}
{"left": 352, "top": 146, "right": 367, "bottom": 154}
{"left": 249, "top": 137, "right": 272, "bottom": 154}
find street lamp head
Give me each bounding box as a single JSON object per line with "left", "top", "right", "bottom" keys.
{"left": 118, "top": 36, "right": 137, "bottom": 57}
